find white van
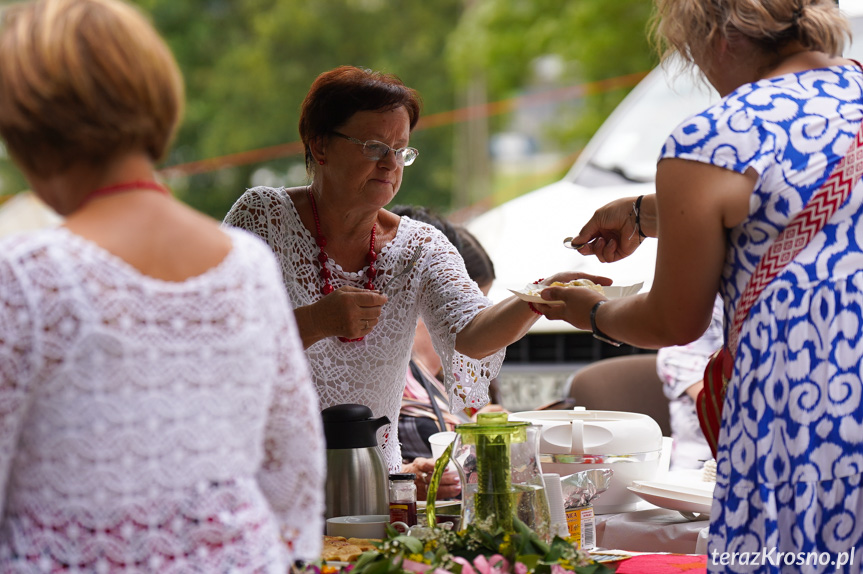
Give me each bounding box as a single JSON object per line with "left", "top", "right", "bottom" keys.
{"left": 467, "top": 6, "right": 863, "bottom": 409}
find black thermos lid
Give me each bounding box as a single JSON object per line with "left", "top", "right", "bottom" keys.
{"left": 321, "top": 404, "right": 390, "bottom": 449}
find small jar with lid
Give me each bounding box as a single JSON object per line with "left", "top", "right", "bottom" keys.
{"left": 388, "top": 473, "right": 417, "bottom": 530}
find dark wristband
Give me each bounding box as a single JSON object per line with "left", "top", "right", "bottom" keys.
{"left": 634, "top": 195, "right": 648, "bottom": 239}
{"left": 590, "top": 300, "right": 622, "bottom": 347}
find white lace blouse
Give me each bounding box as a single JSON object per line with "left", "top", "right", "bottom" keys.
{"left": 224, "top": 186, "right": 504, "bottom": 470}
{"left": 0, "top": 226, "right": 325, "bottom": 572}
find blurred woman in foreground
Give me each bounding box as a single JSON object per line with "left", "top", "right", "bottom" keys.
{"left": 0, "top": 0, "right": 324, "bottom": 569}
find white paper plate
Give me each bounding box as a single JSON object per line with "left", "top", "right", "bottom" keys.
{"left": 634, "top": 477, "right": 716, "bottom": 498}
{"left": 627, "top": 480, "right": 713, "bottom": 516}
{"left": 509, "top": 282, "right": 644, "bottom": 306}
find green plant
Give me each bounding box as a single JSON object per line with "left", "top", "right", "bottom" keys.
{"left": 348, "top": 518, "right": 611, "bottom": 574}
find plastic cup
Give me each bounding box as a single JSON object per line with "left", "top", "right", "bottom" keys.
{"left": 543, "top": 473, "right": 569, "bottom": 538}
{"left": 429, "top": 431, "right": 456, "bottom": 460}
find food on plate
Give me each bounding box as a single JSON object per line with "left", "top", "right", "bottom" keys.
{"left": 346, "top": 537, "right": 379, "bottom": 549}
{"left": 321, "top": 535, "right": 379, "bottom": 562}
{"left": 550, "top": 279, "right": 605, "bottom": 291}
{"left": 527, "top": 278, "right": 605, "bottom": 296}
{"left": 321, "top": 536, "right": 363, "bottom": 562}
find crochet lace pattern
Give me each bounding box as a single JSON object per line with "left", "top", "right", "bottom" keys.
{"left": 225, "top": 186, "right": 503, "bottom": 470}
{"left": 0, "top": 227, "right": 325, "bottom": 571}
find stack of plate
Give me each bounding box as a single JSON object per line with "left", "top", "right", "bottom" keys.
{"left": 627, "top": 472, "right": 715, "bottom": 517}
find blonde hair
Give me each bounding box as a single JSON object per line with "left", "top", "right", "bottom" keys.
{"left": 651, "top": 0, "right": 850, "bottom": 69}
{"left": 0, "top": 0, "right": 184, "bottom": 175}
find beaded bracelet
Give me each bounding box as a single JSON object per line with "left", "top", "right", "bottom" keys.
{"left": 528, "top": 278, "right": 545, "bottom": 315}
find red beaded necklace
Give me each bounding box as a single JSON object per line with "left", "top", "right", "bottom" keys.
{"left": 80, "top": 180, "right": 170, "bottom": 207}
{"left": 307, "top": 187, "right": 377, "bottom": 342}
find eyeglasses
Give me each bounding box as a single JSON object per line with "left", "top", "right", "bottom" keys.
{"left": 330, "top": 131, "right": 419, "bottom": 166}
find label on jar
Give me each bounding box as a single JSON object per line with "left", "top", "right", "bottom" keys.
{"left": 565, "top": 505, "right": 596, "bottom": 550}
{"left": 389, "top": 500, "right": 417, "bottom": 530}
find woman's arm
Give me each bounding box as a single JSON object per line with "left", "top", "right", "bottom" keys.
{"left": 0, "top": 258, "right": 34, "bottom": 519}
{"left": 412, "top": 218, "right": 613, "bottom": 361}
{"left": 542, "top": 159, "right": 754, "bottom": 349}
{"left": 453, "top": 296, "right": 540, "bottom": 359}
{"left": 254, "top": 266, "right": 326, "bottom": 562}
{"left": 454, "top": 273, "right": 612, "bottom": 359}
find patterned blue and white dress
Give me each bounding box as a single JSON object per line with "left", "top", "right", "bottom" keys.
{"left": 661, "top": 64, "right": 863, "bottom": 573}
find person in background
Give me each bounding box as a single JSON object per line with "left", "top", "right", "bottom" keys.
{"left": 0, "top": 0, "right": 324, "bottom": 570}
{"left": 656, "top": 296, "right": 722, "bottom": 470}
{"left": 223, "top": 66, "right": 601, "bottom": 476}
{"left": 390, "top": 205, "right": 501, "bottom": 398}
{"left": 389, "top": 205, "right": 466, "bottom": 387}
{"left": 543, "top": 0, "right": 862, "bottom": 569}
{"left": 391, "top": 206, "right": 501, "bottom": 499}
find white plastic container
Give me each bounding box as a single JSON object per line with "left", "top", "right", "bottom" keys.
{"left": 509, "top": 409, "right": 669, "bottom": 514}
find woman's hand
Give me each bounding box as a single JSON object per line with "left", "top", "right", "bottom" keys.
{"left": 405, "top": 457, "right": 461, "bottom": 501}
{"left": 295, "top": 286, "right": 388, "bottom": 348}
{"left": 567, "top": 195, "right": 655, "bottom": 263}
{"left": 529, "top": 271, "right": 611, "bottom": 330}
{"left": 455, "top": 272, "right": 611, "bottom": 358}
{"left": 470, "top": 403, "right": 506, "bottom": 418}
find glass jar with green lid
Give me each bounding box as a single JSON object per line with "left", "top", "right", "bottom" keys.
{"left": 428, "top": 412, "right": 551, "bottom": 540}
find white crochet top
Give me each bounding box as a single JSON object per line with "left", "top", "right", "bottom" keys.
{"left": 0, "top": 226, "right": 325, "bottom": 572}
{"left": 224, "top": 186, "right": 504, "bottom": 470}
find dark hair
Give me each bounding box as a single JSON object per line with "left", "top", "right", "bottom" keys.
{"left": 456, "top": 226, "right": 495, "bottom": 288}
{"left": 390, "top": 204, "right": 461, "bottom": 250}
{"left": 390, "top": 205, "right": 494, "bottom": 287}
{"left": 299, "top": 66, "right": 422, "bottom": 177}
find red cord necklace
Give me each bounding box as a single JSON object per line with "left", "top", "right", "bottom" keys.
{"left": 307, "top": 187, "right": 377, "bottom": 342}
{"left": 80, "top": 180, "right": 170, "bottom": 206}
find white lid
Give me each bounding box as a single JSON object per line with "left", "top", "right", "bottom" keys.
{"left": 509, "top": 409, "right": 663, "bottom": 455}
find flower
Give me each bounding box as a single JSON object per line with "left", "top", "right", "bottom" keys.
{"left": 403, "top": 559, "right": 433, "bottom": 573}
{"left": 346, "top": 519, "right": 611, "bottom": 574}
{"left": 452, "top": 554, "right": 511, "bottom": 574}
{"left": 475, "top": 554, "right": 510, "bottom": 574}
{"left": 451, "top": 557, "right": 475, "bottom": 574}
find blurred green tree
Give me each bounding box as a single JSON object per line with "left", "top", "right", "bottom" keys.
{"left": 446, "top": 0, "right": 656, "bottom": 153}
{"left": 0, "top": 142, "right": 27, "bottom": 198}
{"left": 0, "top": 0, "right": 656, "bottom": 220}
{"left": 136, "top": 0, "right": 464, "bottom": 218}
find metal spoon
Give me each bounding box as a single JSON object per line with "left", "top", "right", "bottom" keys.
{"left": 563, "top": 236, "right": 586, "bottom": 250}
